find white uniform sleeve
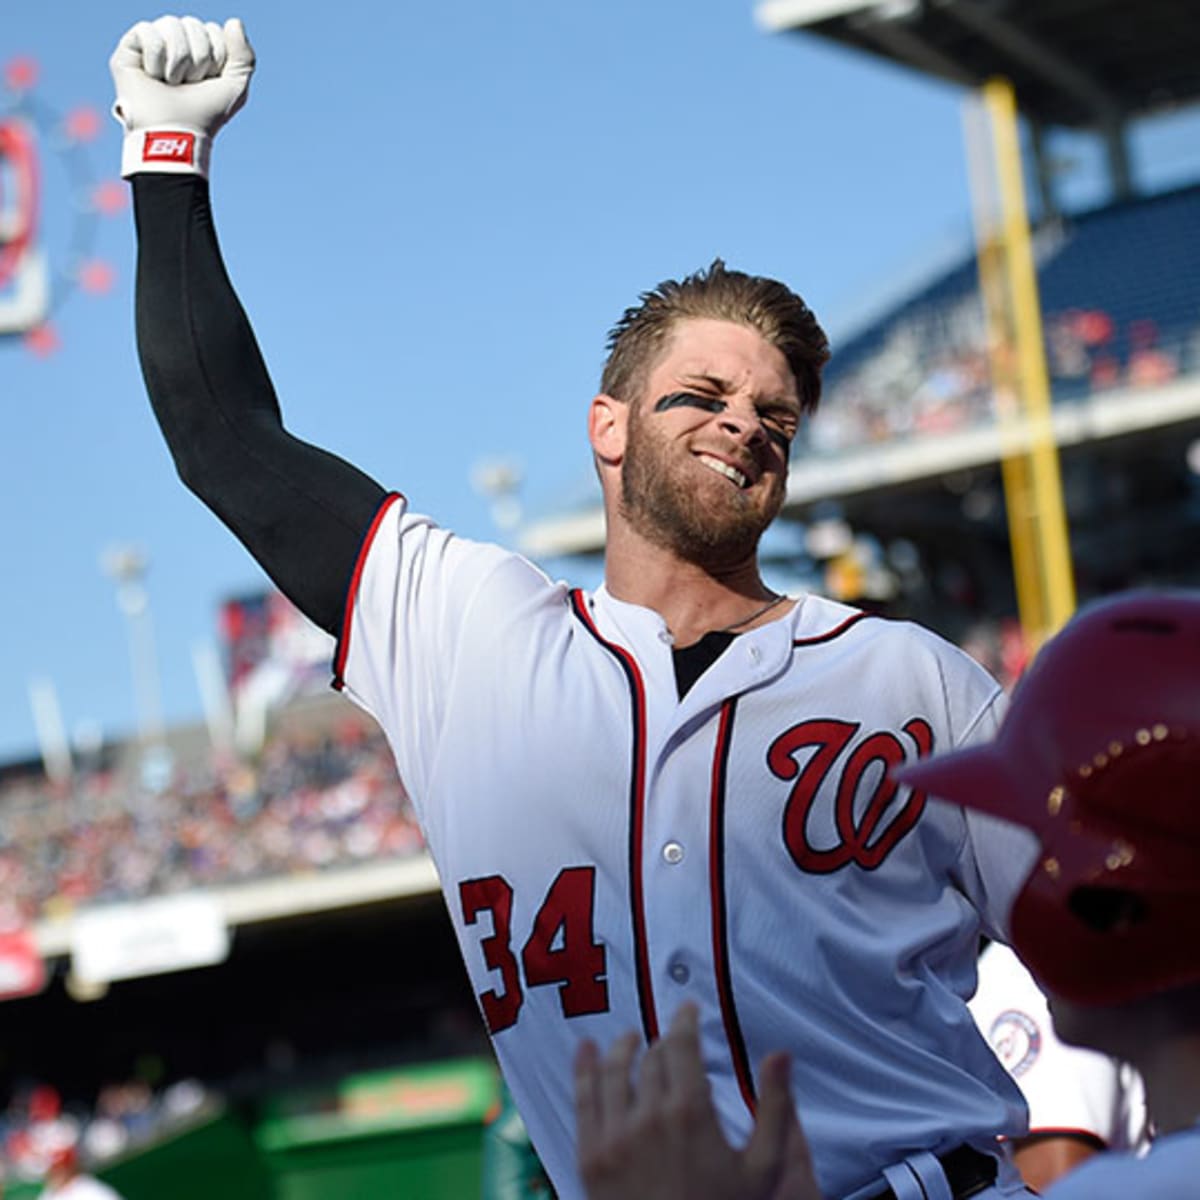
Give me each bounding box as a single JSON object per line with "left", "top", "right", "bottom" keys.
{"left": 333, "top": 495, "right": 565, "bottom": 809}
{"left": 970, "top": 944, "right": 1147, "bottom": 1148}
{"left": 931, "top": 665, "right": 1040, "bottom": 942}
{"left": 960, "top": 809, "right": 1040, "bottom": 943}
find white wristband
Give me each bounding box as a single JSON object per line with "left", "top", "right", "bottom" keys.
{"left": 120, "top": 125, "right": 212, "bottom": 179}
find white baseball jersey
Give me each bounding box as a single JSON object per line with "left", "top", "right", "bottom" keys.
{"left": 335, "top": 496, "right": 1040, "bottom": 1200}
{"left": 971, "top": 943, "right": 1148, "bottom": 1152}
{"left": 40, "top": 1177, "right": 126, "bottom": 1200}
{"left": 1043, "top": 1127, "right": 1200, "bottom": 1199}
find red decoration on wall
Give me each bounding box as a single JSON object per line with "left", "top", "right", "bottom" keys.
{"left": 3, "top": 57, "right": 39, "bottom": 94}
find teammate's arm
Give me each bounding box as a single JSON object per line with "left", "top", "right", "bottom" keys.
{"left": 115, "top": 17, "right": 386, "bottom": 636}
{"left": 1011, "top": 1135, "right": 1100, "bottom": 1192}
{"left": 574, "top": 1005, "right": 818, "bottom": 1200}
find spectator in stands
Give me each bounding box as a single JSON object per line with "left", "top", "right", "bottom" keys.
{"left": 2, "top": 1086, "right": 77, "bottom": 1183}
{"left": 37, "top": 1146, "right": 124, "bottom": 1200}
{"left": 0, "top": 717, "right": 423, "bottom": 916}
{"left": 2, "top": 1077, "right": 213, "bottom": 1186}
{"left": 1127, "top": 319, "right": 1178, "bottom": 388}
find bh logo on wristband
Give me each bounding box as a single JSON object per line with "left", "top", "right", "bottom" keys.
{"left": 142, "top": 131, "right": 195, "bottom": 164}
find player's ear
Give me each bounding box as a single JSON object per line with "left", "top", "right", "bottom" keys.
{"left": 588, "top": 393, "right": 628, "bottom": 466}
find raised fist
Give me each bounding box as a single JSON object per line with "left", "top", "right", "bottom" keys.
{"left": 110, "top": 15, "right": 255, "bottom": 178}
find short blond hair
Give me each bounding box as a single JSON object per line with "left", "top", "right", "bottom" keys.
{"left": 600, "top": 259, "right": 830, "bottom": 413}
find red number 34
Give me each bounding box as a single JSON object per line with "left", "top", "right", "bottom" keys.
{"left": 458, "top": 866, "right": 609, "bottom": 1033}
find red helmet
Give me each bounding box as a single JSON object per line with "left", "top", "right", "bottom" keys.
{"left": 47, "top": 1143, "right": 78, "bottom": 1173}
{"left": 28, "top": 1085, "right": 61, "bottom": 1123}
{"left": 895, "top": 591, "right": 1200, "bottom": 1006}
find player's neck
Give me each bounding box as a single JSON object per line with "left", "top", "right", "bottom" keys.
{"left": 1135, "top": 1031, "right": 1200, "bottom": 1136}
{"left": 604, "top": 530, "right": 787, "bottom": 647}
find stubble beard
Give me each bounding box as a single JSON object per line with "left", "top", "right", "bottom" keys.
{"left": 618, "top": 421, "right": 782, "bottom": 569}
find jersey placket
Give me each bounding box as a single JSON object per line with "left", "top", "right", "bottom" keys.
{"left": 640, "top": 621, "right": 796, "bottom": 1114}
{"left": 570, "top": 589, "right": 674, "bottom": 1043}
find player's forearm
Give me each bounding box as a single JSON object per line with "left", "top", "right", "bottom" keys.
{"left": 133, "top": 172, "right": 281, "bottom": 494}
{"left": 132, "top": 174, "right": 387, "bottom": 634}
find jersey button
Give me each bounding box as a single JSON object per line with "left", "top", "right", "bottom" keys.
{"left": 662, "top": 841, "right": 684, "bottom": 864}
{"left": 748, "top": 644, "right": 762, "bottom": 663}
{"left": 669, "top": 961, "right": 690, "bottom": 984}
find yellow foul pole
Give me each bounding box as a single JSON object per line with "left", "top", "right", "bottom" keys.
{"left": 966, "top": 78, "right": 1076, "bottom": 650}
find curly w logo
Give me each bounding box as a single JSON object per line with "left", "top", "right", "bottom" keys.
{"left": 768, "top": 717, "right": 933, "bottom": 874}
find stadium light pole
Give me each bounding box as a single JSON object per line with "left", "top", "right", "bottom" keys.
{"left": 471, "top": 457, "right": 524, "bottom": 538}
{"left": 101, "top": 544, "right": 167, "bottom": 750}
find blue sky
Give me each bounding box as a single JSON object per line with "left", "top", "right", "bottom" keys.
{"left": 2, "top": 2, "right": 1198, "bottom": 763}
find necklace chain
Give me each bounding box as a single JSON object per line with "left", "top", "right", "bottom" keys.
{"left": 716, "top": 592, "right": 786, "bottom": 634}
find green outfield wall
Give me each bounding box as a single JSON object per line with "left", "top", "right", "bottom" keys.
{"left": 10, "top": 1058, "right": 498, "bottom": 1200}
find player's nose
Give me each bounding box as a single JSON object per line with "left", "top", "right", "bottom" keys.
{"left": 716, "top": 405, "right": 769, "bottom": 449}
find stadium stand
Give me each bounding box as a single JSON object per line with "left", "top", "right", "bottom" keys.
{"left": 0, "top": 692, "right": 481, "bottom": 1196}
{"left": 3, "top": 7, "right": 1198, "bottom": 1198}
{"left": 0, "top": 703, "right": 424, "bottom": 922}
{"left": 809, "top": 181, "right": 1200, "bottom": 453}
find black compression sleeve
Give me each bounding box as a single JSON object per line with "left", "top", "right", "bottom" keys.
{"left": 133, "top": 174, "right": 387, "bottom": 636}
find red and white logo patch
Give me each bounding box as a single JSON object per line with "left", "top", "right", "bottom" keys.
{"left": 988, "top": 1009, "right": 1042, "bottom": 1077}
{"left": 141, "top": 131, "right": 195, "bottom": 164}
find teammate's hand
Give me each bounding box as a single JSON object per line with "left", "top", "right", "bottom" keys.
{"left": 110, "top": 15, "right": 255, "bottom": 179}
{"left": 574, "top": 1004, "right": 822, "bottom": 1200}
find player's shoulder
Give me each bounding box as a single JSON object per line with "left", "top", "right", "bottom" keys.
{"left": 976, "top": 941, "right": 1040, "bottom": 994}
{"left": 969, "top": 942, "right": 1051, "bottom": 1053}
{"left": 791, "top": 596, "right": 1005, "bottom": 742}
{"left": 1045, "top": 1134, "right": 1200, "bottom": 1198}
{"left": 791, "top": 595, "right": 991, "bottom": 674}
{"left": 389, "top": 500, "right": 566, "bottom": 604}
{"left": 788, "top": 593, "right": 872, "bottom": 642}
{"left": 53, "top": 1179, "right": 125, "bottom": 1200}
{"left": 976, "top": 943, "right": 1071, "bottom": 1022}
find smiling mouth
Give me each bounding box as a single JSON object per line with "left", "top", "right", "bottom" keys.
{"left": 698, "top": 453, "right": 750, "bottom": 489}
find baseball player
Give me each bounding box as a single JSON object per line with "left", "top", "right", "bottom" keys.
{"left": 111, "top": 17, "right": 1041, "bottom": 1200}
{"left": 896, "top": 590, "right": 1200, "bottom": 1199}
{"left": 37, "top": 1147, "right": 125, "bottom": 1200}
{"left": 969, "top": 940, "right": 1148, "bottom": 1189}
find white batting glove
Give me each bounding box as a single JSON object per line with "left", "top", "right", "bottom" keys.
{"left": 110, "top": 15, "right": 255, "bottom": 179}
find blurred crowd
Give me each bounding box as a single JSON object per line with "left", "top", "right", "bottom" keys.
{"left": 0, "top": 1078, "right": 211, "bottom": 1185}
{"left": 809, "top": 294, "right": 994, "bottom": 454}
{"left": 0, "top": 715, "right": 423, "bottom": 924}
{"left": 810, "top": 303, "right": 1199, "bottom": 457}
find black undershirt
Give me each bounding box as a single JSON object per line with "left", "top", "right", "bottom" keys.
{"left": 672, "top": 631, "right": 736, "bottom": 698}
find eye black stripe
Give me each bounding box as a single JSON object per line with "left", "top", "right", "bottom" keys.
{"left": 653, "top": 391, "right": 727, "bottom": 414}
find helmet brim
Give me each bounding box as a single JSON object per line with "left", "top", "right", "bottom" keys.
{"left": 892, "top": 741, "right": 1051, "bottom": 835}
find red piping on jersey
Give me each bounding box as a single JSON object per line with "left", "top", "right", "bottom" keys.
{"left": 792, "top": 610, "right": 874, "bottom": 648}
{"left": 569, "top": 590, "right": 659, "bottom": 1043}
{"left": 332, "top": 492, "right": 404, "bottom": 691}
{"left": 1022, "top": 1127, "right": 1109, "bottom": 1151}
{"left": 709, "top": 697, "right": 758, "bottom": 1117}
{"left": 704, "top": 616, "right": 876, "bottom": 1118}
